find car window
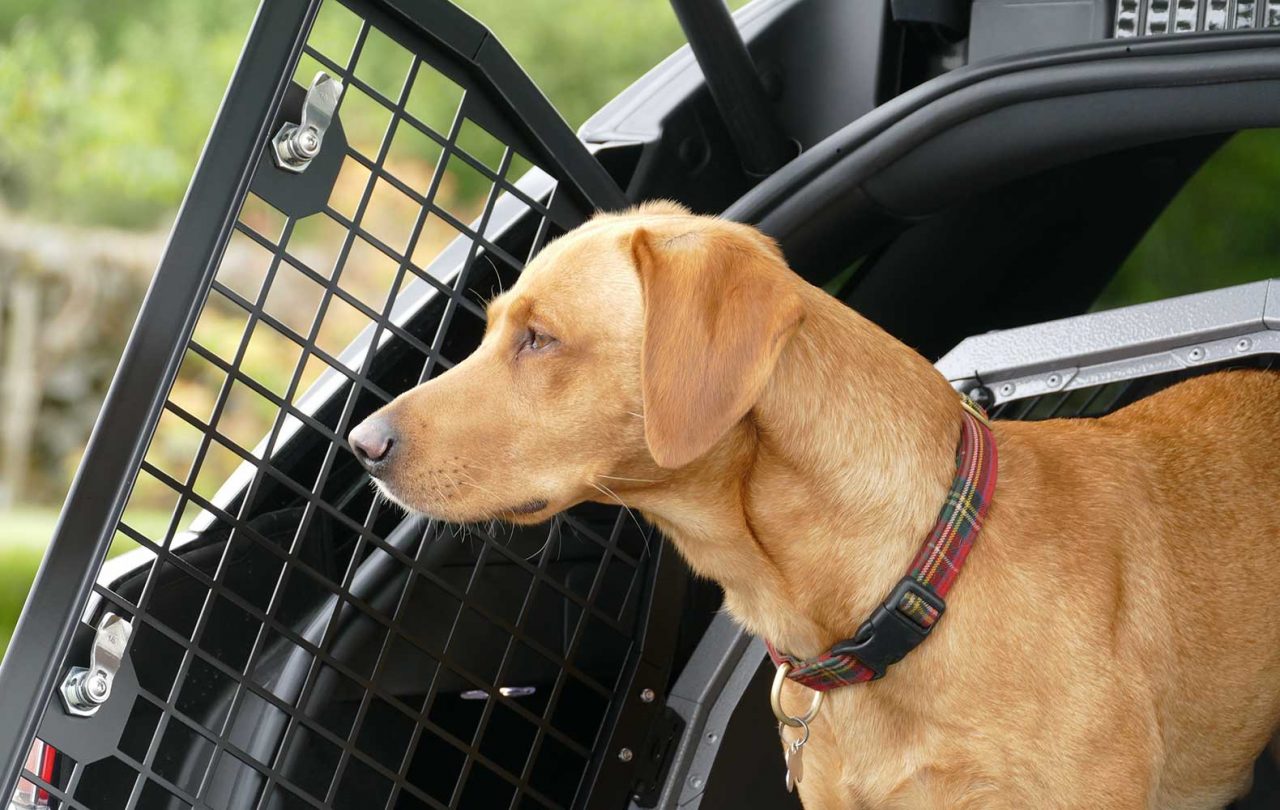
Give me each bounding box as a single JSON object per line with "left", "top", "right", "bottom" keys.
{"left": 1097, "top": 128, "right": 1280, "bottom": 310}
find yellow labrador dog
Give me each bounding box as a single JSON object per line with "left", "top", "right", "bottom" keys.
{"left": 348, "top": 202, "right": 1280, "bottom": 809}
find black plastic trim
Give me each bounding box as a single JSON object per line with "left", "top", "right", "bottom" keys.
{"left": 728, "top": 30, "right": 1280, "bottom": 232}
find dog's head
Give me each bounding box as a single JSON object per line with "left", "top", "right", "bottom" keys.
{"left": 348, "top": 203, "right": 804, "bottom": 523}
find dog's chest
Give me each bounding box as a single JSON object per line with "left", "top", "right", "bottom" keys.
{"left": 796, "top": 693, "right": 1010, "bottom": 809}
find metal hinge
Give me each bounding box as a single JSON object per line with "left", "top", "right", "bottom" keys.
{"left": 630, "top": 706, "right": 685, "bottom": 807}
{"left": 59, "top": 613, "right": 131, "bottom": 717}
{"left": 272, "top": 71, "right": 342, "bottom": 173}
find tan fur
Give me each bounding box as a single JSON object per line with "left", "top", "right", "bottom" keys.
{"left": 353, "top": 204, "right": 1280, "bottom": 808}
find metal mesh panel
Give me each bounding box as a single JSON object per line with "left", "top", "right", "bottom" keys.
{"left": 11, "top": 2, "right": 651, "bottom": 808}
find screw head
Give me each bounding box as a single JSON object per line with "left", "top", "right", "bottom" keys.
{"left": 999, "top": 383, "right": 1015, "bottom": 397}
{"left": 1047, "top": 374, "right": 1061, "bottom": 388}
{"left": 1189, "top": 347, "right": 1205, "bottom": 362}
{"left": 1237, "top": 338, "right": 1252, "bottom": 352}
{"left": 618, "top": 747, "right": 634, "bottom": 763}
{"left": 296, "top": 126, "right": 321, "bottom": 158}
{"left": 639, "top": 688, "right": 655, "bottom": 703}
{"left": 86, "top": 671, "right": 110, "bottom": 702}
{"left": 690, "top": 776, "right": 704, "bottom": 789}
{"left": 705, "top": 732, "right": 719, "bottom": 744}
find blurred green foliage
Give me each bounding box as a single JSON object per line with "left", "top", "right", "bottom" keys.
{"left": 0, "top": 507, "right": 165, "bottom": 653}
{"left": 0, "top": 1, "right": 255, "bottom": 228}
{"left": 1099, "top": 129, "right": 1280, "bottom": 309}
{"left": 0, "top": 0, "right": 713, "bottom": 229}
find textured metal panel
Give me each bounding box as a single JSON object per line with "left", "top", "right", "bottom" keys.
{"left": 1208, "top": 0, "right": 1231, "bottom": 29}
{"left": 937, "top": 279, "right": 1274, "bottom": 399}
{"left": 1237, "top": 0, "right": 1261, "bottom": 28}
{"left": 1173, "top": 0, "right": 1202, "bottom": 33}
{"left": 1116, "top": 0, "right": 1141, "bottom": 36}
{"left": 1145, "top": 0, "right": 1172, "bottom": 35}
{"left": 1118, "top": 0, "right": 1280, "bottom": 33}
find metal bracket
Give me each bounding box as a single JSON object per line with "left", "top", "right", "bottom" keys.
{"left": 937, "top": 279, "right": 1280, "bottom": 406}
{"left": 629, "top": 705, "right": 685, "bottom": 807}
{"left": 59, "top": 614, "right": 131, "bottom": 718}
{"left": 271, "top": 72, "right": 342, "bottom": 174}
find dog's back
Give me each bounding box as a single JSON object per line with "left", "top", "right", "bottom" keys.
{"left": 1107, "top": 369, "right": 1280, "bottom": 806}
{"left": 987, "top": 369, "right": 1280, "bottom": 808}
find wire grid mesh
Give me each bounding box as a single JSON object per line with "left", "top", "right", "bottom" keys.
{"left": 14, "top": 2, "right": 651, "bottom": 809}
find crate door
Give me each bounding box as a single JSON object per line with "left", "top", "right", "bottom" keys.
{"left": 0, "top": 2, "right": 689, "bottom": 809}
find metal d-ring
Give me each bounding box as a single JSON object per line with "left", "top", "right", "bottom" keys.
{"left": 771, "top": 662, "right": 824, "bottom": 728}
{"left": 777, "top": 716, "right": 811, "bottom": 746}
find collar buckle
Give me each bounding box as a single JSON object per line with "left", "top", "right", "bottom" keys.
{"left": 830, "top": 578, "right": 946, "bottom": 679}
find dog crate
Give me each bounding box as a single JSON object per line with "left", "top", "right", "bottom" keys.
{"left": 0, "top": 1, "right": 701, "bottom": 808}
{"left": 7, "top": 0, "right": 1280, "bottom": 808}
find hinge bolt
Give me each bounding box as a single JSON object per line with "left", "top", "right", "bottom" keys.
{"left": 639, "top": 688, "right": 656, "bottom": 703}
{"left": 618, "top": 747, "right": 634, "bottom": 762}
{"left": 271, "top": 72, "right": 342, "bottom": 174}
{"left": 86, "top": 670, "right": 110, "bottom": 701}
{"left": 295, "top": 126, "right": 321, "bottom": 158}
{"left": 60, "top": 613, "right": 132, "bottom": 717}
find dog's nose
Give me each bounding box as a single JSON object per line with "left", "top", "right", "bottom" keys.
{"left": 349, "top": 417, "right": 395, "bottom": 471}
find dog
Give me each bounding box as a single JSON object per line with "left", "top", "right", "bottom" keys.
{"left": 348, "top": 202, "right": 1280, "bottom": 809}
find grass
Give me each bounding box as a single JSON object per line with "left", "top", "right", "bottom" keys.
{"left": 0, "top": 505, "right": 170, "bottom": 658}
{"left": 0, "top": 506, "right": 60, "bottom": 657}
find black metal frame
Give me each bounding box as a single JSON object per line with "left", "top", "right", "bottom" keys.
{"left": 0, "top": 0, "right": 320, "bottom": 795}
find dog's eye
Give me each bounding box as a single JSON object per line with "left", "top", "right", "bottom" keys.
{"left": 523, "top": 328, "right": 557, "bottom": 353}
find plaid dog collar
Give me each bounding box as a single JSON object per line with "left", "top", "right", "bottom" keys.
{"left": 767, "top": 397, "right": 997, "bottom": 692}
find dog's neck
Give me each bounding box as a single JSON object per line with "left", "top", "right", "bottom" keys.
{"left": 633, "top": 289, "right": 963, "bottom": 658}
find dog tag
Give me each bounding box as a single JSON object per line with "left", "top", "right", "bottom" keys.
{"left": 778, "top": 719, "right": 810, "bottom": 793}
{"left": 785, "top": 740, "right": 805, "bottom": 792}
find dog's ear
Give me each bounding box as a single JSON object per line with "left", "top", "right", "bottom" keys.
{"left": 631, "top": 225, "right": 804, "bottom": 469}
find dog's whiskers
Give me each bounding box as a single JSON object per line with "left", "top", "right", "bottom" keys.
{"left": 457, "top": 477, "right": 502, "bottom": 504}
{"left": 589, "top": 479, "right": 650, "bottom": 557}
{"left": 597, "top": 473, "right": 659, "bottom": 484}
{"left": 525, "top": 524, "right": 557, "bottom": 562}
{"left": 523, "top": 513, "right": 569, "bottom": 563}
